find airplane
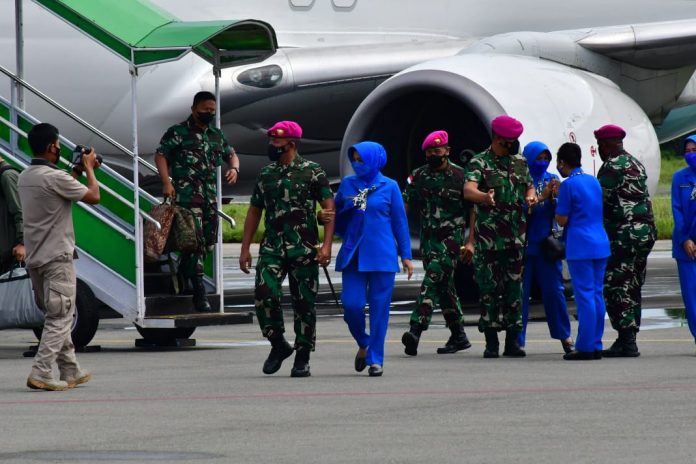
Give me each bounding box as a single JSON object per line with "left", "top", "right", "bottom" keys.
{"left": 2, "top": 0, "right": 696, "bottom": 199}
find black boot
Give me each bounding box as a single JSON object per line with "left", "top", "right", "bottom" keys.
{"left": 191, "top": 274, "right": 211, "bottom": 312}
{"left": 262, "top": 334, "right": 294, "bottom": 375}
{"left": 290, "top": 346, "right": 311, "bottom": 377}
{"left": 437, "top": 322, "right": 472, "bottom": 354}
{"left": 483, "top": 329, "right": 500, "bottom": 358}
{"left": 603, "top": 328, "right": 640, "bottom": 357}
{"left": 402, "top": 323, "right": 423, "bottom": 356}
{"left": 503, "top": 330, "right": 526, "bottom": 357}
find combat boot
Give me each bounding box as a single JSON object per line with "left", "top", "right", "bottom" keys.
{"left": 401, "top": 323, "right": 423, "bottom": 356}
{"left": 263, "top": 333, "right": 294, "bottom": 375}
{"left": 191, "top": 274, "right": 211, "bottom": 312}
{"left": 503, "top": 330, "right": 526, "bottom": 357}
{"left": 437, "top": 322, "right": 472, "bottom": 354}
{"left": 290, "top": 346, "right": 311, "bottom": 377}
{"left": 483, "top": 328, "right": 500, "bottom": 358}
{"left": 602, "top": 328, "right": 640, "bottom": 357}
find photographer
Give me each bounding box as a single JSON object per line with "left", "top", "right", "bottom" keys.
{"left": 0, "top": 155, "right": 24, "bottom": 273}
{"left": 18, "top": 123, "right": 100, "bottom": 391}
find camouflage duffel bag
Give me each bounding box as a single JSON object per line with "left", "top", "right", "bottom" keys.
{"left": 166, "top": 206, "right": 201, "bottom": 254}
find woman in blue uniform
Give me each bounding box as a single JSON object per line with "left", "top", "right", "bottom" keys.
{"left": 334, "top": 141, "right": 413, "bottom": 376}
{"left": 672, "top": 135, "right": 696, "bottom": 346}
{"left": 554, "top": 143, "right": 611, "bottom": 360}
{"left": 518, "top": 141, "right": 574, "bottom": 353}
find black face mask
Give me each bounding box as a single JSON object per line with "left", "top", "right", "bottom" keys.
{"left": 504, "top": 140, "right": 520, "bottom": 155}
{"left": 427, "top": 155, "right": 446, "bottom": 169}
{"left": 267, "top": 143, "right": 289, "bottom": 162}
{"left": 197, "top": 112, "right": 215, "bottom": 126}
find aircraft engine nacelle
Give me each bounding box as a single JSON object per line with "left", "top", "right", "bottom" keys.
{"left": 341, "top": 53, "right": 660, "bottom": 194}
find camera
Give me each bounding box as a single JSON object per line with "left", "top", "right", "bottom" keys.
{"left": 72, "top": 145, "right": 103, "bottom": 166}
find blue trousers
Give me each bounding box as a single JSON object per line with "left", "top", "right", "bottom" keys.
{"left": 567, "top": 258, "right": 607, "bottom": 353}
{"left": 677, "top": 260, "right": 696, "bottom": 341}
{"left": 341, "top": 263, "right": 395, "bottom": 367}
{"left": 518, "top": 254, "right": 571, "bottom": 347}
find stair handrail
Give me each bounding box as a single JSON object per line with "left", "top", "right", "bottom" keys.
{"left": 1, "top": 64, "right": 235, "bottom": 228}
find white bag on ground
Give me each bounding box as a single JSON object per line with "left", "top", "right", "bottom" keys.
{"left": 0, "top": 266, "right": 44, "bottom": 329}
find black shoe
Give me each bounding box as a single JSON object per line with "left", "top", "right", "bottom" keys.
{"left": 563, "top": 350, "right": 595, "bottom": 360}
{"left": 594, "top": 351, "right": 603, "bottom": 360}
{"left": 503, "top": 331, "right": 526, "bottom": 357}
{"left": 368, "top": 365, "right": 383, "bottom": 377}
{"left": 402, "top": 324, "right": 423, "bottom": 357}
{"left": 561, "top": 340, "right": 575, "bottom": 354}
{"left": 483, "top": 328, "right": 500, "bottom": 359}
{"left": 262, "top": 335, "right": 294, "bottom": 375}
{"left": 354, "top": 351, "right": 367, "bottom": 372}
{"left": 290, "top": 347, "right": 311, "bottom": 377}
{"left": 191, "top": 275, "right": 212, "bottom": 312}
{"left": 437, "top": 323, "right": 472, "bottom": 354}
{"left": 602, "top": 328, "right": 640, "bottom": 358}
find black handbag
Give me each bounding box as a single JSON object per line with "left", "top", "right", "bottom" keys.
{"left": 541, "top": 228, "right": 565, "bottom": 261}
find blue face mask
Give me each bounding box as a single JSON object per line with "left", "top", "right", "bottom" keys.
{"left": 686, "top": 152, "right": 696, "bottom": 171}
{"left": 529, "top": 160, "right": 550, "bottom": 178}
{"left": 351, "top": 161, "right": 372, "bottom": 178}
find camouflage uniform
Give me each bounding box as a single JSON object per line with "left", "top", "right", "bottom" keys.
{"left": 597, "top": 150, "right": 657, "bottom": 330}
{"left": 465, "top": 149, "right": 532, "bottom": 333}
{"left": 157, "top": 116, "right": 231, "bottom": 277}
{"left": 403, "top": 162, "right": 468, "bottom": 329}
{"left": 250, "top": 155, "right": 333, "bottom": 350}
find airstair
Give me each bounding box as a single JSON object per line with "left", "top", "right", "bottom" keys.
{"left": 1, "top": 0, "right": 278, "bottom": 347}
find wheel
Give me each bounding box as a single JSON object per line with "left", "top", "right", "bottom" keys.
{"left": 135, "top": 326, "right": 196, "bottom": 345}
{"left": 32, "top": 279, "right": 100, "bottom": 347}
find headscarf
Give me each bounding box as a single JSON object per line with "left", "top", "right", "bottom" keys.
{"left": 348, "top": 141, "right": 387, "bottom": 187}
{"left": 523, "top": 141, "right": 551, "bottom": 180}
{"left": 684, "top": 134, "right": 696, "bottom": 172}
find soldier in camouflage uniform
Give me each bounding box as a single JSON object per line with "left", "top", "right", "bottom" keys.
{"left": 463, "top": 116, "right": 537, "bottom": 358}
{"left": 155, "top": 91, "right": 239, "bottom": 312}
{"left": 239, "top": 121, "right": 335, "bottom": 378}
{"left": 595, "top": 125, "right": 657, "bottom": 357}
{"left": 401, "top": 130, "right": 473, "bottom": 356}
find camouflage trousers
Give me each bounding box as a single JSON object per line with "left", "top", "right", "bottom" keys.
{"left": 409, "top": 251, "right": 464, "bottom": 329}
{"left": 604, "top": 240, "right": 654, "bottom": 330}
{"left": 254, "top": 253, "right": 318, "bottom": 350}
{"left": 474, "top": 248, "right": 524, "bottom": 333}
{"left": 178, "top": 204, "right": 218, "bottom": 278}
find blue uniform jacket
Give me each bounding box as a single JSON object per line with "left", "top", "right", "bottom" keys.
{"left": 672, "top": 166, "right": 696, "bottom": 261}
{"left": 527, "top": 172, "right": 559, "bottom": 256}
{"left": 555, "top": 168, "right": 610, "bottom": 260}
{"left": 334, "top": 173, "right": 412, "bottom": 272}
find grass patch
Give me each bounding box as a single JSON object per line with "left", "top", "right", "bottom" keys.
{"left": 652, "top": 195, "right": 673, "bottom": 240}
{"left": 221, "top": 203, "right": 332, "bottom": 244}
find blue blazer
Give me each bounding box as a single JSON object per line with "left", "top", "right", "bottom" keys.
{"left": 334, "top": 173, "right": 412, "bottom": 272}
{"left": 555, "top": 168, "right": 610, "bottom": 261}
{"left": 672, "top": 166, "right": 696, "bottom": 261}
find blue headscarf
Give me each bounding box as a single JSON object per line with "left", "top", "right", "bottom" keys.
{"left": 682, "top": 134, "right": 696, "bottom": 155}
{"left": 523, "top": 141, "right": 551, "bottom": 180}
{"left": 349, "top": 141, "right": 387, "bottom": 187}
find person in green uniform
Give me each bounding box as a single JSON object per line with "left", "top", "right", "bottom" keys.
{"left": 595, "top": 124, "right": 656, "bottom": 357}
{"left": 0, "top": 155, "right": 25, "bottom": 274}
{"left": 155, "top": 91, "right": 240, "bottom": 312}
{"left": 240, "top": 121, "right": 335, "bottom": 378}
{"left": 463, "top": 116, "right": 537, "bottom": 358}
{"left": 401, "top": 130, "right": 474, "bottom": 356}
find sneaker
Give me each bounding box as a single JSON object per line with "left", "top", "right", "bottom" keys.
{"left": 60, "top": 369, "right": 92, "bottom": 389}
{"left": 26, "top": 375, "right": 69, "bottom": 391}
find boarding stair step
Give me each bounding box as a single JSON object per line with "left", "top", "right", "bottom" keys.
{"left": 145, "top": 294, "right": 221, "bottom": 316}
{"left": 144, "top": 312, "right": 253, "bottom": 328}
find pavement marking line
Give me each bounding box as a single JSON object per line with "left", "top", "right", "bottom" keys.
{"left": 3, "top": 382, "right": 696, "bottom": 406}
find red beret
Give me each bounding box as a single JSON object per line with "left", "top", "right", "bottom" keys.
{"left": 267, "top": 120, "right": 302, "bottom": 139}
{"left": 421, "top": 130, "right": 448, "bottom": 151}
{"left": 594, "top": 124, "right": 626, "bottom": 140}
{"left": 491, "top": 115, "right": 523, "bottom": 139}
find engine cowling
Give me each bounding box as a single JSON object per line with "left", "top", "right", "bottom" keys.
{"left": 341, "top": 53, "right": 660, "bottom": 194}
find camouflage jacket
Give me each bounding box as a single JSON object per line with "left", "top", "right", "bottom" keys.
{"left": 403, "top": 161, "right": 469, "bottom": 253}
{"left": 157, "top": 116, "right": 231, "bottom": 208}
{"left": 464, "top": 148, "right": 532, "bottom": 251}
{"left": 250, "top": 154, "right": 333, "bottom": 258}
{"left": 597, "top": 150, "right": 657, "bottom": 246}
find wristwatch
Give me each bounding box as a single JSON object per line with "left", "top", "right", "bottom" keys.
{"left": 230, "top": 167, "right": 239, "bottom": 173}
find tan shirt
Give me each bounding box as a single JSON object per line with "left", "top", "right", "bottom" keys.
{"left": 18, "top": 162, "right": 88, "bottom": 268}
